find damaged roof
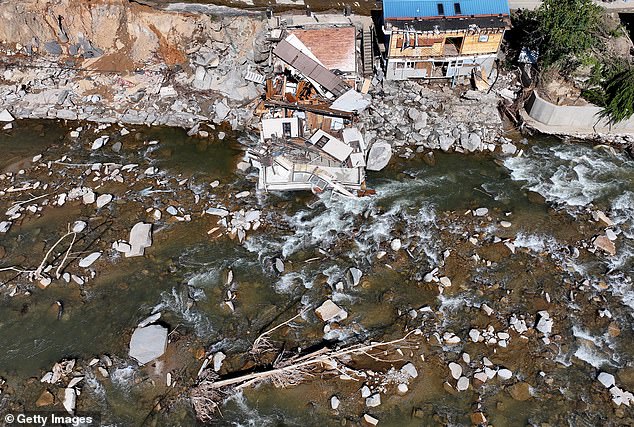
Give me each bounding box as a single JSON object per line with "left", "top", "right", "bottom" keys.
{"left": 273, "top": 38, "right": 350, "bottom": 97}
{"left": 289, "top": 27, "right": 357, "bottom": 73}
{"left": 386, "top": 15, "right": 509, "bottom": 32}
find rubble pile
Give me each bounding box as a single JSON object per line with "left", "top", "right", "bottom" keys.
{"left": 362, "top": 80, "right": 518, "bottom": 158}
{"left": 0, "top": 5, "right": 267, "bottom": 129}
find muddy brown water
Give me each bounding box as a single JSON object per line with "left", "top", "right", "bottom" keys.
{"left": 0, "top": 120, "right": 633, "bottom": 426}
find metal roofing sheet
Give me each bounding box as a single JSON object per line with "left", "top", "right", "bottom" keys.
{"left": 273, "top": 39, "right": 349, "bottom": 96}
{"left": 383, "top": 0, "right": 510, "bottom": 19}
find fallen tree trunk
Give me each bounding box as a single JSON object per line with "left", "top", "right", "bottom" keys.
{"left": 191, "top": 329, "right": 419, "bottom": 422}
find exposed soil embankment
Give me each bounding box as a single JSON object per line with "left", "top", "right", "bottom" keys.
{"left": 0, "top": 0, "right": 268, "bottom": 129}
{"left": 0, "top": 0, "right": 209, "bottom": 67}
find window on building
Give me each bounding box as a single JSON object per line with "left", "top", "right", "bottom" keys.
{"left": 407, "top": 62, "right": 416, "bottom": 68}
{"left": 396, "top": 62, "right": 405, "bottom": 69}
{"left": 437, "top": 3, "right": 444, "bottom": 15}
{"left": 282, "top": 122, "right": 292, "bottom": 138}
{"left": 454, "top": 3, "right": 461, "bottom": 14}
{"left": 316, "top": 135, "right": 330, "bottom": 148}
{"left": 478, "top": 34, "right": 489, "bottom": 43}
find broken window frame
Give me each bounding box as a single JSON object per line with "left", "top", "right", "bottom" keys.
{"left": 282, "top": 122, "right": 292, "bottom": 138}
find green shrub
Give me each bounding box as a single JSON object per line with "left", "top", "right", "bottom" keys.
{"left": 536, "top": 0, "right": 603, "bottom": 67}
{"left": 599, "top": 68, "right": 634, "bottom": 124}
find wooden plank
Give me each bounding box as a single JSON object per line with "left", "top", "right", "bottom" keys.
{"left": 306, "top": 112, "right": 319, "bottom": 131}
{"left": 266, "top": 79, "right": 274, "bottom": 99}
{"left": 360, "top": 78, "right": 371, "bottom": 94}
{"left": 264, "top": 100, "right": 354, "bottom": 119}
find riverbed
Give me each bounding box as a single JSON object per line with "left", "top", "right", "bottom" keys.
{"left": 0, "top": 120, "right": 632, "bottom": 426}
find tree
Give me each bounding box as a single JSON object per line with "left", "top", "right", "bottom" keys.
{"left": 535, "top": 0, "right": 603, "bottom": 67}
{"left": 599, "top": 68, "right": 634, "bottom": 124}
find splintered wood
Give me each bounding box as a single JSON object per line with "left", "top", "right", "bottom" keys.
{"left": 190, "top": 326, "right": 420, "bottom": 422}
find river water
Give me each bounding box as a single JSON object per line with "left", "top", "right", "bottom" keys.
{"left": 0, "top": 121, "right": 632, "bottom": 426}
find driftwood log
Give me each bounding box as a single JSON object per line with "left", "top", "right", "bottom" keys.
{"left": 191, "top": 326, "right": 419, "bottom": 422}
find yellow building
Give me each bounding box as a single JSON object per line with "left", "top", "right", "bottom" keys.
{"left": 381, "top": 0, "right": 511, "bottom": 80}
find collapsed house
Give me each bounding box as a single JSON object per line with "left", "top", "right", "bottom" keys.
{"left": 248, "top": 21, "right": 373, "bottom": 197}
{"left": 380, "top": 0, "right": 511, "bottom": 81}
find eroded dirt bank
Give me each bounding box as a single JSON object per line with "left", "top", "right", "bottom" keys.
{"left": 0, "top": 0, "right": 268, "bottom": 129}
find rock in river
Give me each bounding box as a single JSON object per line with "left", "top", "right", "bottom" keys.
{"left": 456, "top": 376, "right": 469, "bottom": 391}
{"left": 508, "top": 381, "right": 532, "bottom": 401}
{"left": 78, "top": 252, "right": 101, "bottom": 268}
{"left": 401, "top": 362, "right": 418, "bottom": 378}
{"left": 366, "top": 393, "right": 381, "bottom": 407}
{"left": 474, "top": 207, "right": 489, "bottom": 217}
{"left": 449, "top": 362, "right": 462, "bottom": 380}
{"left": 315, "top": 299, "right": 348, "bottom": 322}
{"left": 126, "top": 222, "right": 152, "bottom": 257}
{"left": 129, "top": 324, "right": 168, "bottom": 365}
{"left": 72, "top": 221, "right": 87, "bottom": 233}
{"left": 599, "top": 372, "right": 616, "bottom": 388}
{"left": 0, "top": 109, "right": 14, "bottom": 122}
{"left": 366, "top": 141, "right": 392, "bottom": 171}
{"left": 96, "top": 194, "right": 113, "bottom": 208}
{"left": 36, "top": 390, "right": 54, "bottom": 407}
{"left": 0, "top": 221, "right": 11, "bottom": 233}
{"left": 62, "top": 388, "right": 76, "bottom": 414}
{"left": 498, "top": 368, "right": 513, "bottom": 380}
{"left": 536, "top": 311, "right": 553, "bottom": 335}
{"left": 593, "top": 235, "right": 616, "bottom": 256}
{"left": 331, "top": 395, "right": 340, "bottom": 410}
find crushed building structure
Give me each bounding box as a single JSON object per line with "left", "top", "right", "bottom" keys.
{"left": 248, "top": 18, "right": 374, "bottom": 197}
{"left": 380, "top": 0, "right": 511, "bottom": 81}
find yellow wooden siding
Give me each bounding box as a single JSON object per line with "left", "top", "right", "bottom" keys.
{"left": 388, "top": 34, "right": 444, "bottom": 57}
{"left": 459, "top": 33, "right": 503, "bottom": 55}
{"left": 388, "top": 31, "right": 504, "bottom": 58}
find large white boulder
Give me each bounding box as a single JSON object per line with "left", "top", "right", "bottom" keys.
{"left": 598, "top": 372, "right": 615, "bottom": 388}
{"left": 460, "top": 132, "right": 481, "bottom": 152}
{"left": 78, "top": 252, "right": 101, "bottom": 268}
{"left": 62, "top": 388, "right": 76, "bottom": 414}
{"left": 315, "top": 299, "right": 348, "bottom": 322}
{"left": 366, "top": 141, "right": 392, "bottom": 171}
{"left": 126, "top": 222, "right": 152, "bottom": 257}
{"left": 0, "top": 109, "right": 14, "bottom": 122}
{"left": 449, "top": 362, "right": 463, "bottom": 380}
{"left": 96, "top": 194, "right": 113, "bottom": 208}
{"left": 129, "top": 324, "right": 168, "bottom": 365}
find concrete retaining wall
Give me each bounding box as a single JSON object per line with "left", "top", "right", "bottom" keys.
{"left": 525, "top": 91, "right": 634, "bottom": 134}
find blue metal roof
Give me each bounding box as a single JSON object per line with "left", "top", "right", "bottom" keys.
{"left": 383, "top": 0, "right": 510, "bottom": 19}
